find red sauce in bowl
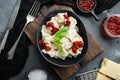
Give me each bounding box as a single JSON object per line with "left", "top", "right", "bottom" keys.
{"left": 101, "top": 14, "right": 120, "bottom": 39}
{"left": 107, "top": 16, "right": 120, "bottom": 35}
{"left": 78, "top": 0, "right": 95, "bottom": 11}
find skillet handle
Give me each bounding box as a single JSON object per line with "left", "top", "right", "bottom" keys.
{"left": 91, "top": 11, "right": 99, "bottom": 21}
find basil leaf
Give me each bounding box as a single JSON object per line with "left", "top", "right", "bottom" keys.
{"left": 54, "top": 27, "right": 69, "bottom": 54}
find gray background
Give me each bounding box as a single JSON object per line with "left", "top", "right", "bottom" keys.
{"left": 0, "top": 0, "right": 16, "bottom": 42}
{"left": 0, "top": 0, "right": 120, "bottom": 80}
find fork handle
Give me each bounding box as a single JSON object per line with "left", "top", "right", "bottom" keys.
{"left": 7, "top": 22, "right": 28, "bottom": 60}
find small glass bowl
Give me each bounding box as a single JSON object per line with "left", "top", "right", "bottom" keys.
{"left": 24, "top": 67, "right": 48, "bottom": 80}
{"left": 101, "top": 14, "right": 120, "bottom": 39}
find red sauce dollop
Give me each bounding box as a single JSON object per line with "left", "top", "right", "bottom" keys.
{"left": 44, "top": 46, "right": 51, "bottom": 51}
{"left": 78, "top": 0, "right": 95, "bottom": 11}
{"left": 46, "top": 22, "right": 59, "bottom": 34}
{"left": 63, "top": 14, "right": 69, "bottom": 19}
{"left": 65, "top": 19, "right": 71, "bottom": 26}
{"left": 63, "top": 14, "right": 71, "bottom": 26}
{"left": 71, "top": 41, "right": 84, "bottom": 53}
{"left": 39, "top": 39, "right": 51, "bottom": 51}
{"left": 39, "top": 40, "right": 45, "bottom": 46}
{"left": 107, "top": 16, "right": 120, "bottom": 35}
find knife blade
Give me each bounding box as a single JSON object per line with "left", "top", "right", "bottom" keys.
{"left": 0, "top": 0, "right": 21, "bottom": 54}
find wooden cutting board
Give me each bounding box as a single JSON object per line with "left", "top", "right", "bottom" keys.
{"left": 24, "top": 4, "right": 104, "bottom": 80}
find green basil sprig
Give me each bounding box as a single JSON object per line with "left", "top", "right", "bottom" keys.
{"left": 54, "top": 27, "right": 69, "bottom": 54}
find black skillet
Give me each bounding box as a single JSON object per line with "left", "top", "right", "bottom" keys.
{"left": 37, "top": 10, "right": 88, "bottom": 67}
{"left": 76, "top": 0, "right": 99, "bottom": 21}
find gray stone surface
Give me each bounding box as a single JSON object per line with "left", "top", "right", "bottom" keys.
{"left": 0, "top": 0, "right": 16, "bottom": 42}
{"left": 68, "top": 2, "right": 120, "bottom": 80}
{"left": 10, "top": 45, "right": 60, "bottom": 80}
{"left": 0, "top": 0, "right": 120, "bottom": 80}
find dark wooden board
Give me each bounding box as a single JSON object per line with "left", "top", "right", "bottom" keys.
{"left": 24, "top": 4, "right": 104, "bottom": 80}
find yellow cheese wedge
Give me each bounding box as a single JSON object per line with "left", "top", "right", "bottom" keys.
{"left": 96, "top": 72, "right": 112, "bottom": 80}
{"left": 99, "top": 58, "right": 120, "bottom": 79}
{"left": 116, "top": 72, "right": 120, "bottom": 80}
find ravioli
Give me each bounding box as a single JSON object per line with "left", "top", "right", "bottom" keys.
{"left": 39, "top": 12, "right": 84, "bottom": 60}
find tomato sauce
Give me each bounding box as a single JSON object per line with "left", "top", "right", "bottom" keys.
{"left": 65, "top": 19, "right": 71, "bottom": 26}
{"left": 39, "top": 39, "right": 45, "bottom": 46}
{"left": 39, "top": 39, "right": 51, "bottom": 51}
{"left": 101, "top": 15, "right": 120, "bottom": 39}
{"left": 71, "top": 41, "right": 84, "bottom": 53}
{"left": 44, "top": 46, "right": 51, "bottom": 51}
{"left": 46, "top": 22, "right": 59, "bottom": 34}
{"left": 78, "top": 0, "right": 95, "bottom": 11}
{"left": 63, "top": 14, "right": 69, "bottom": 19}
{"left": 63, "top": 14, "right": 71, "bottom": 26}
{"left": 107, "top": 16, "right": 120, "bottom": 35}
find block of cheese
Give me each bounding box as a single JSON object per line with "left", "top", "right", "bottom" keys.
{"left": 99, "top": 58, "right": 120, "bottom": 79}
{"left": 96, "top": 72, "right": 112, "bottom": 80}
{"left": 116, "top": 72, "right": 120, "bottom": 80}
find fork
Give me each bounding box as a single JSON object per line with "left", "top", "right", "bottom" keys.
{"left": 7, "top": 0, "right": 40, "bottom": 60}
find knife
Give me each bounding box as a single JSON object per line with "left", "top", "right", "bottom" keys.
{"left": 0, "top": 0, "right": 21, "bottom": 54}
